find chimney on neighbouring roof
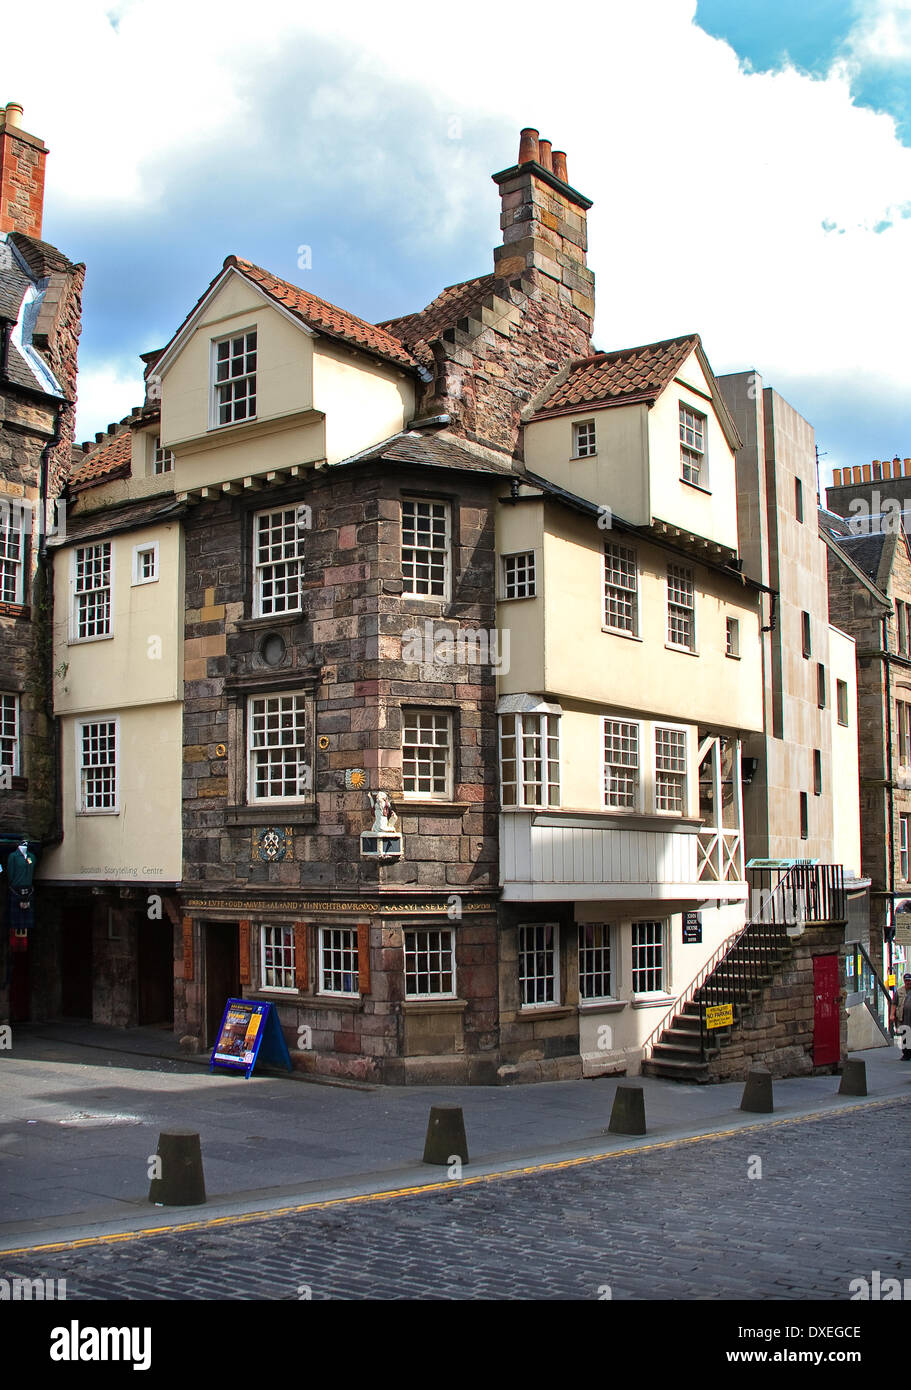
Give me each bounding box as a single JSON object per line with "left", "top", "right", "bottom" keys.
{"left": 492, "top": 127, "right": 594, "bottom": 329}
{"left": 0, "top": 103, "right": 48, "bottom": 239}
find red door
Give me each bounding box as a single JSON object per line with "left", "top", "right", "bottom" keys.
{"left": 813, "top": 954, "right": 840, "bottom": 1065}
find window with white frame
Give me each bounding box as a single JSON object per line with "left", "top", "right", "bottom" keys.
{"left": 655, "top": 726, "right": 687, "bottom": 813}
{"left": 247, "top": 693, "right": 311, "bottom": 802}
{"left": 503, "top": 551, "right": 536, "bottom": 599}
{"left": 572, "top": 419, "right": 597, "bottom": 458}
{"left": 402, "top": 710, "right": 452, "bottom": 798}
{"left": 679, "top": 403, "right": 706, "bottom": 485}
{"left": 0, "top": 509, "right": 24, "bottom": 605}
{"left": 73, "top": 542, "right": 112, "bottom": 640}
{"left": 213, "top": 329, "right": 257, "bottom": 426}
{"left": 604, "top": 542, "right": 638, "bottom": 635}
{"left": 499, "top": 711, "right": 560, "bottom": 808}
{"left": 726, "top": 616, "right": 740, "bottom": 658}
{"left": 78, "top": 719, "right": 117, "bottom": 812}
{"left": 578, "top": 923, "right": 613, "bottom": 1000}
{"left": 153, "top": 436, "right": 174, "bottom": 475}
{"left": 631, "top": 920, "right": 665, "bottom": 994}
{"left": 667, "top": 564, "right": 695, "bottom": 650}
{"left": 0, "top": 693, "right": 19, "bottom": 777}
{"left": 898, "top": 700, "right": 911, "bottom": 767}
{"left": 901, "top": 815, "right": 910, "bottom": 883}
{"left": 132, "top": 542, "right": 158, "bottom": 586}
{"left": 603, "top": 717, "right": 639, "bottom": 809}
{"left": 319, "top": 927, "right": 359, "bottom": 996}
{"left": 261, "top": 924, "right": 296, "bottom": 991}
{"left": 518, "top": 924, "right": 559, "bottom": 1006}
{"left": 253, "top": 506, "right": 306, "bottom": 617}
{"left": 401, "top": 499, "right": 449, "bottom": 598}
{"left": 404, "top": 928, "right": 455, "bottom": 998}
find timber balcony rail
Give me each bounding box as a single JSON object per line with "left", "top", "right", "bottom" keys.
{"left": 642, "top": 864, "right": 846, "bottom": 1070}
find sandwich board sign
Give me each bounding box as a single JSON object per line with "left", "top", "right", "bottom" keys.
{"left": 210, "top": 998, "right": 292, "bottom": 1078}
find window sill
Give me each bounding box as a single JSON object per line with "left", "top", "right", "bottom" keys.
{"left": 725, "top": 652, "right": 741, "bottom": 660}
{"left": 571, "top": 453, "right": 597, "bottom": 461}
{"left": 601, "top": 627, "right": 642, "bottom": 641}
{"left": 680, "top": 477, "right": 712, "bottom": 496}
{"left": 631, "top": 994, "right": 674, "bottom": 1009}
{"left": 500, "top": 594, "right": 536, "bottom": 602}
{"left": 518, "top": 1004, "right": 573, "bottom": 1019}
{"left": 402, "top": 997, "right": 466, "bottom": 1013}
{"left": 665, "top": 642, "right": 698, "bottom": 657}
{"left": 68, "top": 634, "right": 114, "bottom": 646}
{"left": 76, "top": 810, "right": 120, "bottom": 817}
{"left": 234, "top": 613, "right": 305, "bottom": 632}
{"left": 400, "top": 799, "right": 468, "bottom": 813}
{"left": 227, "top": 805, "right": 317, "bottom": 827}
{"left": 578, "top": 998, "right": 626, "bottom": 1013}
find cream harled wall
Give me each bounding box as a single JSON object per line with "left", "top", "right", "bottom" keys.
{"left": 829, "top": 624, "right": 861, "bottom": 876}
{"left": 43, "top": 520, "right": 184, "bottom": 883}
{"left": 158, "top": 271, "right": 414, "bottom": 489}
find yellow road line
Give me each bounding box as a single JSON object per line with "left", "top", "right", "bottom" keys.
{"left": 1, "top": 1094, "right": 904, "bottom": 1258}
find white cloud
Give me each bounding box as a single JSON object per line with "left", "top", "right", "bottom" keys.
{"left": 73, "top": 359, "right": 145, "bottom": 446}
{"left": 3, "top": 0, "right": 909, "bottom": 454}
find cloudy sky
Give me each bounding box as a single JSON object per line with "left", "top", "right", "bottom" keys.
{"left": 3, "top": 0, "right": 910, "bottom": 485}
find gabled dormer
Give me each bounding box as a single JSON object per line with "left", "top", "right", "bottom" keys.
{"left": 150, "top": 256, "right": 420, "bottom": 494}
{"left": 522, "top": 334, "right": 742, "bottom": 559}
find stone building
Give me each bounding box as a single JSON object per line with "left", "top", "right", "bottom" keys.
{"left": 0, "top": 102, "right": 83, "bottom": 1021}
{"left": 823, "top": 519, "right": 911, "bottom": 979}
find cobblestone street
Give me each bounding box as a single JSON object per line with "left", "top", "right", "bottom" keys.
{"left": 4, "top": 1101, "right": 906, "bottom": 1302}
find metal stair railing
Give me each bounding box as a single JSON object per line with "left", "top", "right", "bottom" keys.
{"left": 849, "top": 941, "right": 893, "bottom": 1041}
{"left": 642, "top": 864, "right": 846, "bottom": 1065}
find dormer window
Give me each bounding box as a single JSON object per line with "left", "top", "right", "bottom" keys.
{"left": 572, "top": 420, "right": 597, "bottom": 458}
{"left": 212, "top": 329, "right": 257, "bottom": 427}
{"left": 679, "top": 403, "right": 706, "bottom": 485}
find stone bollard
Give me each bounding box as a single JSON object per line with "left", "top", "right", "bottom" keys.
{"left": 740, "top": 1066, "right": 774, "bottom": 1113}
{"left": 148, "top": 1129, "right": 207, "bottom": 1206}
{"left": 838, "top": 1058, "right": 868, "bottom": 1097}
{"left": 608, "top": 1084, "right": 647, "bottom": 1135}
{"left": 422, "top": 1105, "right": 469, "bottom": 1166}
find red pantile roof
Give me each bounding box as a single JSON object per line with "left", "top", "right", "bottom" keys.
{"left": 227, "top": 257, "right": 418, "bottom": 371}
{"left": 70, "top": 428, "right": 133, "bottom": 490}
{"left": 379, "top": 274, "right": 498, "bottom": 357}
{"left": 531, "top": 334, "right": 700, "bottom": 418}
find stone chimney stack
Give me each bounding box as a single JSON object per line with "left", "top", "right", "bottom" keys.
{"left": 0, "top": 103, "right": 48, "bottom": 239}
{"left": 492, "top": 127, "right": 594, "bottom": 331}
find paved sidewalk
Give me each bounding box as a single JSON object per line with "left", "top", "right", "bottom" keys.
{"left": 0, "top": 1022, "right": 907, "bottom": 1251}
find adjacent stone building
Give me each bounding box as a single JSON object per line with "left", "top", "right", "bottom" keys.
{"left": 0, "top": 102, "right": 83, "bottom": 1021}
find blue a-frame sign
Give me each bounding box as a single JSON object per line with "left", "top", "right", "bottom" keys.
{"left": 209, "top": 998, "right": 293, "bottom": 1079}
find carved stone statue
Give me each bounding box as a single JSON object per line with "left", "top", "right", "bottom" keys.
{"left": 368, "top": 790, "right": 398, "bottom": 834}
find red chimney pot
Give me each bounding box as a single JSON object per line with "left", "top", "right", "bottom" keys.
{"left": 551, "top": 150, "right": 568, "bottom": 182}
{"left": 538, "top": 139, "right": 553, "bottom": 171}
{"left": 518, "top": 128, "right": 540, "bottom": 164}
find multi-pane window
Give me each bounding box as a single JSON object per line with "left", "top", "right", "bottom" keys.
{"left": 132, "top": 543, "right": 158, "bottom": 585}
{"left": 631, "top": 920, "right": 665, "bottom": 994}
{"left": 899, "top": 700, "right": 911, "bottom": 767}
{"left": 153, "top": 436, "right": 174, "bottom": 475}
{"left": 0, "top": 510, "right": 24, "bottom": 605}
{"left": 518, "top": 924, "right": 558, "bottom": 1006}
{"left": 726, "top": 616, "right": 740, "bottom": 658}
{"left": 813, "top": 748, "right": 822, "bottom": 797}
{"left": 214, "top": 330, "right": 257, "bottom": 426}
{"left": 901, "top": 815, "right": 911, "bottom": 882}
{"left": 248, "top": 693, "right": 311, "bottom": 801}
{"left": 79, "top": 720, "right": 117, "bottom": 812}
{"left": 604, "top": 718, "right": 639, "bottom": 809}
{"left": 572, "top": 420, "right": 597, "bottom": 458}
{"left": 578, "top": 923, "right": 613, "bottom": 1000}
{"left": 604, "top": 543, "right": 638, "bottom": 635}
{"left": 836, "top": 679, "right": 849, "bottom": 726}
{"left": 73, "top": 543, "right": 111, "bottom": 639}
{"left": 802, "top": 611, "right": 812, "bottom": 658}
{"left": 503, "top": 551, "right": 536, "bottom": 599}
{"left": 402, "top": 710, "right": 452, "bottom": 798}
{"left": 817, "top": 663, "right": 826, "bottom": 709}
{"left": 655, "top": 726, "right": 687, "bottom": 813}
{"left": 898, "top": 601, "right": 911, "bottom": 657}
{"left": 320, "top": 927, "right": 359, "bottom": 995}
{"left": 401, "top": 499, "right": 449, "bottom": 598}
{"left": 667, "top": 565, "right": 695, "bottom": 649}
{"left": 254, "top": 507, "right": 306, "bottom": 616}
{"left": 679, "top": 404, "right": 706, "bottom": 485}
{"left": 499, "top": 712, "right": 560, "bottom": 808}
{"left": 404, "top": 928, "right": 455, "bottom": 998}
{"left": 0, "top": 694, "right": 19, "bottom": 777}
{"left": 261, "top": 925, "right": 296, "bottom": 991}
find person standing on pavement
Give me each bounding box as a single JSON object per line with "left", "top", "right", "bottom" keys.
{"left": 893, "top": 973, "right": 911, "bottom": 1059}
